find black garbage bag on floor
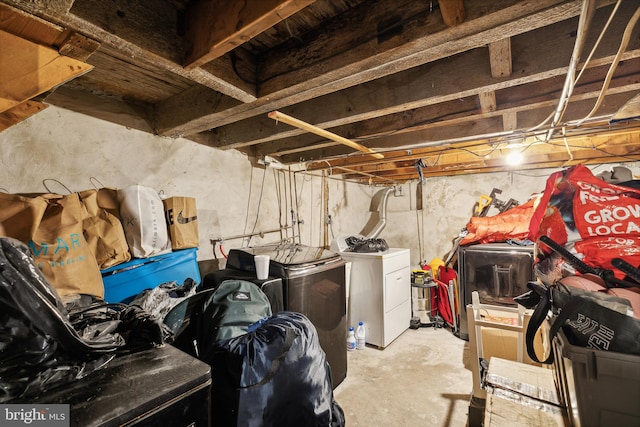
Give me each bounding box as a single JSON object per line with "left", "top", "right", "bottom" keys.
{"left": 168, "top": 300, "right": 344, "bottom": 427}
{"left": 0, "top": 237, "right": 169, "bottom": 402}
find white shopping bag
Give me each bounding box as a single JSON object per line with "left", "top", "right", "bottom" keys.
{"left": 118, "top": 184, "right": 171, "bottom": 258}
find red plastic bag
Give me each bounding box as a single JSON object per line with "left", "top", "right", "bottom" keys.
{"left": 529, "top": 164, "right": 640, "bottom": 280}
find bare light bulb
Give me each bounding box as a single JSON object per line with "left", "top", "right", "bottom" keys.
{"left": 506, "top": 150, "right": 524, "bottom": 166}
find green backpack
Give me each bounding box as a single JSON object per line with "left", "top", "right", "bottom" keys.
{"left": 202, "top": 279, "right": 272, "bottom": 342}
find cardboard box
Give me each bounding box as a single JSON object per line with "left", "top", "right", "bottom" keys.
{"left": 484, "top": 391, "right": 566, "bottom": 427}
{"left": 483, "top": 358, "right": 567, "bottom": 427}
{"left": 479, "top": 310, "right": 548, "bottom": 364}
{"left": 467, "top": 297, "right": 549, "bottom": 400}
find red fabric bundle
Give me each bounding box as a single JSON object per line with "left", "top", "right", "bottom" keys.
{"left": 460, "top": 198, "right": 536, "bottom": 245}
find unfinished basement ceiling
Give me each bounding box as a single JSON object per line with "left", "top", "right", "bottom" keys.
{"left": 1, "top": 0, "right": 639, "bottom": 183}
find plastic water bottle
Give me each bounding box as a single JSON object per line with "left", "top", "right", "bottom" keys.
{"left": 347, "top": 326, "right": 357, "bottom": 351}
{"left": 356, "top": 321, "right": 366, "bottom": 350}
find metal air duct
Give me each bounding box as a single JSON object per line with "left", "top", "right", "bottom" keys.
{"left": 358, "top": 187, "right": 394, "bottom": 239}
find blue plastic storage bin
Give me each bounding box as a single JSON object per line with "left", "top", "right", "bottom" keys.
{"left": 101, "top": 248, "right": 200, "bottom": 303}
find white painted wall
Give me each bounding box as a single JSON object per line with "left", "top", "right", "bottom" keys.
{"left": 0, "top": 107, "right": 373, "bottom": 264}
{"left": 1, "top": 106, "right": 638, "bottom": 271}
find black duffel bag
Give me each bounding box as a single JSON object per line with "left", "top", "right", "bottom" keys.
{"left": 521, "top": 277, "right": 640, "bottom": 364}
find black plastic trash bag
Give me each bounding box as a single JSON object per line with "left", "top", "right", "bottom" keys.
{"left": 168, "top": 304, "right": 344, "bottom": 427}
{"left": 0, "top": 237, "right": 169, "bottom": 402}
{"left": 345, "top": 235, "right": 389, "bottom": 253}
{"left": 130, "top": 278, "right": 198, "bottom": 321}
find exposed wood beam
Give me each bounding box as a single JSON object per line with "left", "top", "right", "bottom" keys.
{"left": 438, "top": 0, "right": 465, "bottom": 27}
{"left": 43, "top": 85, "right": 155, "bottom": 133}
{"left": 308, "top": 125, "right": 640, "bottom": 176}
{"left": 58, "top": 31, "right": 100, "bottom": 61}
{"left": 158, "top": 0, "right": 612, "bottom": 136}
{"left": 488, "top": 38, "right": 512, "bottom": 78}
{"left": 612, "top": 92, "right": 640, "bottom": 121}
{"left": 198, "top": 2, "right": 636, "bottom": 149}
{"left": 259, "top": 0, "right": 579, "bottom": 98}
{"left": 0, "top": 0, "right": 258, "bottom": 103}
{"left": 183, "top": 0, "right": 315, "bottom": 69}
{"left": 333, "top": 129, "right": 640, "bottom": 181}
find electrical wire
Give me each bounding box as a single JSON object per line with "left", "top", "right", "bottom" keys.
{"left": 219, "top": 242, "right": 228, "bottom": 259}
{"left": 575, "top": 4, "right": 640, "bottom": 125}
{"left": 545, "top": 0, "right": 596, "bottom": 142}
{"left": 573, "top": 0, "right": 623, "bottom": 85}
{"left": 293, "top": 169, "right": 303, "bottom": 244}
{"left": 293, "top": 166, "right": 315, "bottom": 245}
{"left": 242, "top": 166, "right": 255, "bottom": 244}
{"left": 414, "top": 182, "right": 425, "bottom": 263}
{"left": 288, "top": 167, "right": 298, "bottom": 243}
{"left": 526, "top": 0, "right": 625, "bottom": 135}
{"left": 246, "top": 165, "right": 268, "bottom": 247}
{"left": 273, "top": 168, "right": 284, "bottom": 241}
{"left": 561, "top": 127, "right": 574, "bottom": 163}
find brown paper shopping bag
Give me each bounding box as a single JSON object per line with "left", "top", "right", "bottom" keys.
{"left": 0, "top": 191, "right": 48, "bottom": 243}
{"left": 79, "top": 188, "right": 131, "bottom": 269}
{"left": 163, "top": 196, "right": 199, "bottom": 249}
{"left": 0, "top": 192, "right": 105, "bottom": 298}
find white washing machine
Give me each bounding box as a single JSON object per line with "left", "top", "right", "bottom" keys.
{"left": 337, "top": 248, "right": 411, "bottom": 348}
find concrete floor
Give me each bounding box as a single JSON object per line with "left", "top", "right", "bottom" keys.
{"left": 334, "top": 326, "right": 473, "bottom": 427}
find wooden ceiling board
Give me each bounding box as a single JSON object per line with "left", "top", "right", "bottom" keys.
{"left": 0, "top": 29, "right": 93, "bottom": 113}
{"left": 0, "top": 100, "right": 48, "bottom": 132}
{"left": 0, "top": 2, "right": 66, "bottom": 46}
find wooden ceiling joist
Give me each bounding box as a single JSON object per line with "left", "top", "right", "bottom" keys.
{"left": 183, "top": 0, "right": 316, "bottom": 70}
{"left": 1, "top": 0, "right": 637, "bottom": 182}
{"left": 159, "top": 0, "right": 603, "bottom": 136}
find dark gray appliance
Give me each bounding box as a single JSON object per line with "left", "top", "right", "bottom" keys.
{"left": 27, "top": 345, "right": 211, "bottom": 427}
{"left": 457, "top": 243, "right": 535, "bottom": 340}
{"left": 226, "top": 243, "right": 347, "bottom": 387}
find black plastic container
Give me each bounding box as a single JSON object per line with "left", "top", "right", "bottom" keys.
{"left": 552, "top": 328, "right": 640, "bottom": 427}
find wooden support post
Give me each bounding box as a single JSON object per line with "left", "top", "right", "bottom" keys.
{"left": 488, "top": 38, "right": 513, "bottom": 78}
{"left": 439, "top": 0, "right": 465, "bottom": 27}
{"left": 479, "top": 91, "right": 497, "bottom": 114}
